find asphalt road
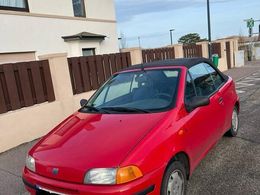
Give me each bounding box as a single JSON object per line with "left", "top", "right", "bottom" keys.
{"left": 0, "top": 64, "right": 259, "bottom": 195}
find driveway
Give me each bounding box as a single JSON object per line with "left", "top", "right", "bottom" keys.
{"left": 1, "top": 62, "right": 260, "bottom": 195}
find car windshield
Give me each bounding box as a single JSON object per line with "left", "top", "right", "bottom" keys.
{"left": 84, "top": 69, "right": 180, "bottom": 113}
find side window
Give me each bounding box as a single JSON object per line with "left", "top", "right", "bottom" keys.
{"left": 203, "top": 63, "right": 224, "bottom": 89}
{"left": 189, "top": 63, "right": 215, "bottom": 96}
{"left": 185, "top": 73, "right": 196, "bottom": 102}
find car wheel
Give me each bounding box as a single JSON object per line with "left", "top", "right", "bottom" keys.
{"left": 226, "top": 106, "right": 239, "bottom": 137}
{"left": 161, "top": 161, "right": 187, "bottom": 195}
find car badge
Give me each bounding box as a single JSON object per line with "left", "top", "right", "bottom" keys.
{"left": 52, "top": 168, "right": 59, "bottom": 175}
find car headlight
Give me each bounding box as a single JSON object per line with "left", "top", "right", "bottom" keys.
{"left": 26, "top": 155, "right": 35, "bottom": 172}
{"left": 84, "top": 168, "right": 116, "bottom": 184}
{"left": 84, "top": 166, "right": 143, "bottom": 185}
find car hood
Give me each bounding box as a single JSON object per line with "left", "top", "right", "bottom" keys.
{"left": 30, "top": 111, "right": 167, "bottom": 184}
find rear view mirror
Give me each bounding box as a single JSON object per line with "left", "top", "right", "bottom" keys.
{"left": 186, "top": 96, "right": 210, "bottom": 112}
{"left": 80, "top": 99, "right": 88, "bottom": 107}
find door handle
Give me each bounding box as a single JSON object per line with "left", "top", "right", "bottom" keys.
{"left": 218, "top": 97, "right": 223, "bottom": 104}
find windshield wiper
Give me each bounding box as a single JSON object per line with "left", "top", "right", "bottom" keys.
{"left": 101, "top": 107, "right": 151, "bottom": 113}
{"left": 81, "top": 105, "right": 111, "bottom": 114}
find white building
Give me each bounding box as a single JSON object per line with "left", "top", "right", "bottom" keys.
{"left": 0, "top": 0, "right": 119, "bottom": 63}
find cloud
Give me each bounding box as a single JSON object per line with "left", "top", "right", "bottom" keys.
{"left": 115, "top": 0, "right": 236, "bottom": 22}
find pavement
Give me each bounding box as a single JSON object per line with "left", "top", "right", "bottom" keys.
{"left": 0, "top": 61, "right": 260, "bottom": 195}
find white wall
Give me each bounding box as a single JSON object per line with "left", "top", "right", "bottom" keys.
{"left": 0, "top": 14, "right": 119, "bottom": 58}
{"left": 254, "top": 47, "right": 260, "bottom": 60}
{"left": 235, "top": 50, "right": 245, "bottom": 67}
{"left": 0, "top": 0, "right": 118, "bottom": 60}
{"left": 85, "top": 0, "right": 116, "bottom": 20}
{"left": 28, "top": 0, "right": 74, "bottom": 16}
{"left": 28, "top": 0, "right": 116, "bottom": 20}
{"left": 67, "top": 40, "right": 105, "bottom": 57}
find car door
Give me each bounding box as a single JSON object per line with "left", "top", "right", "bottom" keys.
{"left": 183, "top": 63, "right": 223, "bottom": 166}
{"left": 203, "top": 63, "right": 230, "bottom": 135}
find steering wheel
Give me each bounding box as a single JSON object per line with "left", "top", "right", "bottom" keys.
{"left": 156, "top": 93, "right": 172, "bottom": 101}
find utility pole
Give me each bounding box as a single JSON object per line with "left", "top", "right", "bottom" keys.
{"left": 207, "top": 0, "right": 212, "bottom": 59}
{"left": 170, "top": 29, "right": 175, "bottom": 45}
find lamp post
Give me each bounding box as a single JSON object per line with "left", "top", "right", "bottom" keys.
{"left": 170, "top": 29, "right": 175, "bottom": 45}
{"left": 207, "top": 0, "right": 212, "bottom": 59}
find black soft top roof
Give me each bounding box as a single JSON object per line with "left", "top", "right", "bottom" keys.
{"left": 124, "top": 57, "right": 213, "bottom": 71}
{"left": 122, "top": 57, "right": 228, "bottom": 80}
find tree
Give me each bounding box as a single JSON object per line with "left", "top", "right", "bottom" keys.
{"left": 178, "top": 33, "right": 207, "bottom": 44}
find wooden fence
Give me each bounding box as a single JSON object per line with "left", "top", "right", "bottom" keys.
{"left": 183, "top": 45, "right": 203, "bottom": 58}
{"left": 212, "top": 42, "right": 222, "bottom": 58}
{"left": 0, "top": 60, "right": 55, "bottom": 114}
{"left": 142, "top": 47, "right": 175, "bottom": 63}
{"left": 68, "top": 52, "right": 132, "bottom": 95}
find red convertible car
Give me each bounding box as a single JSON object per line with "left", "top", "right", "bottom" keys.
{"left": 23, "top": 58, "right": 239, "bottom": 195}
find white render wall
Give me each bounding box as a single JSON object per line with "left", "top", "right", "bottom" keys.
{"left": 27, "top": 0, "right": 116, "bottom": 20}
{"left": 85, "top": 0, "right": 116, "bottom": 20}
{"left": 28, "top": 0, "right": 75, "bottom": 17}
{"left": 0, "top": 0, "right": 118, "bottom": 59}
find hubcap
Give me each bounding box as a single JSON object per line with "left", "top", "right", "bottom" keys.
{"left": 232, "top": 109, "right": 238, "bottom": 132}
{"left": 167, "top": 170, "right": 184, "bottom": 195}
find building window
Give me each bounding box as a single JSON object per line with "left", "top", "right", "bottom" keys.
{"left": 0, "top": 0, "right": 29, "bottom": 12}
{"left": 82, "top": 48, "right": 96, "bottom": 56}
{"left": 72, "top": 0, "right": 86, "bottom": 17}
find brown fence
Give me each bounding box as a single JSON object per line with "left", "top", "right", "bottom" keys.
{"left": 183, "top": 45, "right": 203, "bottom": 58}
{"left": 68, "top": 52, "right": 132, "bottom": 95}
{"left": 212, "top": 42, "right": 222, "bottom": 58}
{"left": 0, "top": 60, "right": 55, "bottom": 114}
{"left": 142, "top": 47, "right": 175, "bottom": 63}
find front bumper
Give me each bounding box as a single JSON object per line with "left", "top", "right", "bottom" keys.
{"left": 22, "top": 166, "right": 164, "bottom": 195}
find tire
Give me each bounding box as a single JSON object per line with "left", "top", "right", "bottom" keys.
{"left": 226, "top": 106, "right": 239, "bottom": 137}
{"left": 161, "top": 161, "right": 187, "bottom": 195}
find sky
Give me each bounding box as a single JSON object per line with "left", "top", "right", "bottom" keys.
{"left": 115, "top": 0, "right": 260, "bottom": 48}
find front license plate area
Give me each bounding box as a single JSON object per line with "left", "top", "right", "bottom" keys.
{"left": 36, "top": 189, "right": 56, "bottom": 195}
{"left": 36, "top": 186, "right": 65, "bottom": 195}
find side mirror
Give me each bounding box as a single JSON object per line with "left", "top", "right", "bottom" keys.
{"left": 186, "top": 96, "right": 210, "bottom": 112}
{"left": 80, "top": 99, "right": 88, "bottom": 107}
